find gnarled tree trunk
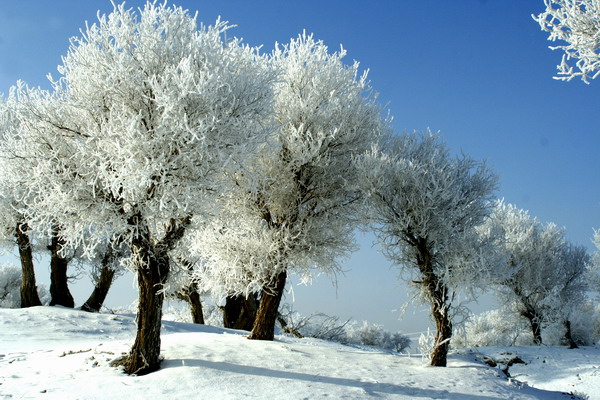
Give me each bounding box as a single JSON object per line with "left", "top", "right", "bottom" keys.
{"left": 417, "top": 237, "right": 452, "bottom": 367}
{"left": 249, "top": 271, "right": 287, "bottom": 340}
{"left": 522, "top": 308, "right": 543, "bottom": 345}
{"left": 81, "top": 263, "right": 116, "bottom": 312}
{"left": 430, "top": 291, "right": 452, "bottom": 367}
{"left": 15, "top": 221, "right": 42, "bottom": 308}
{"left": 111, "top": 214, "right": 189, "bottom": 375}
{"left": 222, "top": 293, "right": 258, "bottom": 331}
{"left": 48, "top": 226, "right": 74, "bottom": 308}
{"left": 177, "top": 282, "right": 205, "bottom": 325}
{"left": 115, "top": 255, "right": 168, "bottom": 375}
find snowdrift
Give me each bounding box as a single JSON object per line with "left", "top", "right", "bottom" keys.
{"left": 0, "top": 307, "right": 596, "bottom": 399}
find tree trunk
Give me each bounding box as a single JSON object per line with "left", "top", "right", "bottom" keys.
{"left": 15, "top": 222, "right": 42, "bottom": 308}
{"left": 48, "top": 227, "right": 74, "bottom": 308}
{"left": 564, "top": 320, "right": 578, "bottom": 349}
{"left": 429, "top": 290, "right": 452, "bottom": 367}
{"left": 81, "top": 260, "right": 116, "bottom": 312}
{"left": 249, "top": 271, "right": 287, "bottom": 341}
{"left": 522, "top": 309, "right": 543, "bottom": 345}
{"left": 176, "top": 282, "right": 205, "bottom": 324}
{"left": 187, "top": 289, "right": 204, "bottom": 324}
{"left": 111, "top": 214, "right": 189, "bottom": 376}
{"left": 416, "top": 237, "right": 452, "bottom": 367}
{"left": 222, "top": 293, "right": 259, "bottom": 331}
{"left": 112, "top": 259, "right": 167, "bottom": 375}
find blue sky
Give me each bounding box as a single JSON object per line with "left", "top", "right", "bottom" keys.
{"left": 1, "top": 1, "right": 599, "bottom": 334}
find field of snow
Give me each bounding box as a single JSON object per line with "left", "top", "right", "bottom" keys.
{"left": 0, "top": 307, "right": 597, "bottom": 399}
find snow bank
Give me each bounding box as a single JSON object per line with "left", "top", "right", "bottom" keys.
{"left": 0, "top": 307, "right": 590, "bottom": 399}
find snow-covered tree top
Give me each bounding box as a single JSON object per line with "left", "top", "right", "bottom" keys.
{"left": 534, "top": 0, "right": 600, "bottom": 82}
{"left": 358, "top": 131, "right": 499, "bottom": 290}
{"left": 2, "top": 2, "right": 274, "bottom": 258}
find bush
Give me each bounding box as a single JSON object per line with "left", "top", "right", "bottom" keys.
{"left": 345, "top": 321, "right": 411, "bottom": 352}
{"left": 452, "top": 309, "right": 532, "bottom": 348}
{"left": 0, "top": 263, "right": 21, "bottom": 308}
{"left": 0, "top": 263, "right": 49, "bottom": 308}
{"left": 278, "top": 305, "right": 411, "bottom": 352}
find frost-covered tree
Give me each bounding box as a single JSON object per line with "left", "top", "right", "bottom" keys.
{"left": 0, "top": 96, "right": 43, "bottom": 308}
{"left": 482, "top": 201, "right": 591, "bottom": 346}
{"left": 8, "top": 2, "right": 273, "bottom": 375}
{"left": 1, "top": 93, "right": 77, "bottom": 309}
{"left": 534, "top": 0, "right": 600, "bottom": 82}
{"left": 358, "top": 132, "right": 498, "bottom": 366}
{"left": 549, "top": 242, "right": 591, "bottom": 348}
{"left": 192, "top": 33, "right": 386, "bottom": 340}
{"left": 483, "top": 202, "right": 562, "bottom": 344}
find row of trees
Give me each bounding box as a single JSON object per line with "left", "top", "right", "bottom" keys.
{"left": 0, "top": 0, "right": 598, "bottom": 375}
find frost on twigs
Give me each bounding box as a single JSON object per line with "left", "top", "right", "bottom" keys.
{"left": 481, "top": 201, "right": 592, "bottom": 347}
{"left": 2, "top": 1, "right": 274, "bottom": 375}
{"left": 190, "top": 33, "right": 387, "bottom": 327}
{"left": 534, "top": 0, "right": 600, "bottom": 83}
{"left": 357, "top": 131, "right": 499, "bottom": 366}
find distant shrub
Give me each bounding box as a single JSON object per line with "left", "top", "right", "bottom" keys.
{"left": 452, "top": 309, "right": 532, "bottom": 348}
{"left": 278, "top": 305, "right": 411, "bottom": 352}
{"left": 543, "top": 303, "right": 598, "bottom": 347}
{"left": 0, "top": 263, "right": 21, "bottom": 308}
{"left": 345, "top": 321, "right": 411, "bottom": 352}
{"left": 0, "top": 263, "right": 49, "bottom": 308}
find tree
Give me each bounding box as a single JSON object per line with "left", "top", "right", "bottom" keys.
{"left": 9, "top": 2, "right": 273, "bottom": 375}
{"left": 481, "top": 201, "right": 591, "bottom": 346}
{"left": 358, "top": 132, "right": 498, "bottom": 366}
{"left": 534, "top": 0, "right": 600, "bottom": 83}
{"left": 192, "top": 33, "right": 386, "bottom": 340}
{"left": 0, "top": 96, "right": 42, "bottom": 308}
{"left": 548, "top": 242, "right": 590, "bottom": 348}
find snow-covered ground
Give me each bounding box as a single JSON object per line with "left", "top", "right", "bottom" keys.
{"left": 0, "top": 307, "right": 596, "bottom": 399}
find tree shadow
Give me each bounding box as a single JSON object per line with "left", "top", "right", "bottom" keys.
{"left": 163, "top": 358, "right": 565, "bottom": 399}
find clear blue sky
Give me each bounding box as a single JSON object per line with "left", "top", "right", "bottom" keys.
{"left": 1, "top": 1, "right": 599, "bottom": 334}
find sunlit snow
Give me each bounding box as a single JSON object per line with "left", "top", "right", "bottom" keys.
{"left": 1, "top": 307, "right": 597, "bottom": 399}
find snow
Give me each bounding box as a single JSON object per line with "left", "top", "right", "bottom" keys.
{"left": 0, "top": 307, "right": 595, "bottom": 399}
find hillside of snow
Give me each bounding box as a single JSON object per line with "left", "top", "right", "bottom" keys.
{"left": 0, "top": 307, "right": 597, "bottom": 399}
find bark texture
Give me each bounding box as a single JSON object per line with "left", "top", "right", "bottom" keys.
{"left": 522, "top": 308, "right": 543, "bottom": 345}
{"left": 81, "top": 255, "right": 116, "bottom": 313}
{"left": 114, "top": 255, "right": 167, "bottom": 375}
{"left": 222, "top": 293, "right": 259, "bottom": 331}
{"left": 416, "top": 237, "right": 452, "bottom": 367}
{"left": 15, "top": 222, "right": 42, "bottom": 308}
{"left": 249, "top": 271, "right": 287, "bottom": 341}
{"left": 176, "top": 282, "right": 205, "bottom": 325}
{"left": 48, "top": 228, "right": 74, "bottom": 308}
{"left": 111, "top": 214, "right": 189, "bottom": 375}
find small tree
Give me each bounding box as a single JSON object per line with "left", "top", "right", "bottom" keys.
{"left": 9, "top": 2, "right": 273, "bottom": 375}
{"left": 534, "top": 0, "right": 600, "bottom": 82}
{"left": 358, "top": 132, "right": 498, "bottom": 366}
{"left": 192, "top": 33, "right": 386, "bottom": 340}
{"left": 0, "top": 97, "right": 42, "bottom": 308}
{"left": 549, "top": 242, "right": 591, "bottom": 348}
{"left": 482, "top": 201, "right": 591, "bottom": 346}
